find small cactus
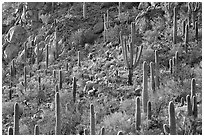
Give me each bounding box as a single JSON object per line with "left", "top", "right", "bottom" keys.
{"left": 90, "top": 104, "right": 95, "bottom": 135}
{"left": 101, "top": 127, "right": 105, "bottom": 135}
{"left": 186, "top": 95, "right": 192, "bottom": 116}
{"left": 55, "top": 92, "right": 61, "bottom": 135}
{"left": 14, "top": 103, "right": 20, "bottom": 135}
{"left": 142, "top": 61, "right": 148, "bottom": 113}
{"left": 163, "top": 124, "right": 170, "bottom": 135}
{"left": 173, "top": 6, "right": 177, "bottom": 44}
{"left": 8, "top": 126, "right": 13, "bottom": 135}
{"left": 169, "top": 101, "right": 176, "bottom": 135}
{"left": 117, "top": 131, "right": 123, "bottom": 135}
{"left": 147, "top": 101, "right": 152, "bottom": 120}
{"left": 150, "top": 62, "right": 155, "bottom": 94}
{"left": 59, "top": 70, "right": 63, "bottom": 90}
{"left": 192, "top": 96, "right": 198, "bottom": 119}
{"left": 72, "top": 77, "right": 77, "bottom": 103}
{"left": 135, "top": 97, "right": 141, "bottom": 130}
{"left": 34, "top": 125, "right": 39, "bottom": 135}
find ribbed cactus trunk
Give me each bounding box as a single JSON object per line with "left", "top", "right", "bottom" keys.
{"left": 186, "top": 95, "right": 192, "bottom": 116}
{"left": 190, "top": 78, "right": 196, "bottom": 100}
{"left": 173, "top": 6, "right": 177, "bottom": 44}
{"left": 14, "top": 103, "right": 19, "bottom": 135}
{"left": 169, "top": 59, "right": 173, "bottom": 74}
{"left": 59, "top": 70, "right": 63, "bottom": 90}
{"left": 24, "top": 66, "right": 27, "bottom": 92}
{"left": 185, "top": 24, "right": 189, "bottom": 53}
{"left": 101, "top": 127, "right": 105, "bottom": 135}
{"left": 192, "top": 96, "right": 198, "bottom": 119}
{"left": 169, "top": 101, "right": 176, "bottom": 135}
{"left": 135, "top": 97, "right": 141, "bottom": 130}
{"left": 55, "top": 92, "right": 61, "bottom": 135}
{"left": 155, "top": 50, "right": 159, "bottom": 89}
{"left": 34, "top": 125, "right": 39, "bottom": 135}
{"left": 78, "top": 51, "right": 81, "bottom": 67}
{"left": 8, "top": 126, "right": 13, "bottom": 135}
{"left": 83, "top": 2, "right": 86, "bottom": 19}
{"left": 103, "top": 14, "right": 107, "bottom": 42}
{"left": 150, "top": 62, "right": 155, "bottom": 94}
{"left": 90, "top": 104, "right": 95, "bottom": 135}
{"left": 72, "top": 77, "right": 77, "bottom": 103}
{"left": 147, "top": 101, "right": 152, "bottom": 120}
{"left": 46, "top": 44, "right": 49, "bottom": 69}
{"left": 142, "top": 61, "right": 148, "bottom": 113}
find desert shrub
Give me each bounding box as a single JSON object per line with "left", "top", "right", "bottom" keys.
{"left": 105, "top": 25, "right": 120, "bottom": 43}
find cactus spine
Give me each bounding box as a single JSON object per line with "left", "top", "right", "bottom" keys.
{"left": 83, "top": 2, "right": 86, "bottom": 19}
{"left": 184, "top": 24, "right": 189, "bottom": 53}
{"left": 190, "top": 78, "right": 196, "bottom": 100}
{"left": 34, "top": 125, "right": 39, "bottom": 135}
{"left": 155, "top": 50, "right": 159, "bottom": 89}
{"left": 186, "top": 95, "right": 192, "bottom": 116}
{"left": 8, "top": 126, "right": 13, "bottom": 135}
{"left": 59, "top": 70, "right": 63, "bottom": 90}
{"left": 46, "top": 44, "right": 49, "bottom": 69}
{"left": 142, "top": 61, "right": 148, "bottom": 113}
{"left": 150, "top": 62, "right": 155, "bottom": 94}
{"left": 173, "top": 6, "right": 177, "bottom": 44}
{"left": 101, "top": 127, "right": 105, "bottom": 135}
{"left": 55, "top": 92, "right": 61, "bottom": 135}
{"left": 72, "top": 77, "right": 77, "bottom": 103}
{"left": 192, "top": 96, "right": 198, "bottom": 119}
{"left": 14, "top": 103, "right": 19, "bottom": 135}
{"left": 135, "top": 97, "right": 141, "bottom": 130}
{"left": 120, "top": 27, "right": 143, "bottom": 85}
{"left": 147, "top": 101, "right": 152, "bottom": 120}
{"left": 90, "top": 104, "right": 95, "bottom": 135}
{"left": 169, "top": 101, "right": 176, "bottom": 135}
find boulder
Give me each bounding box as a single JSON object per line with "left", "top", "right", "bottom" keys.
{"left": 93, "top": 22, "right": 104, "bottom": 34}
{"left": 4, "top": 43, "right": 20, "bottom": 62}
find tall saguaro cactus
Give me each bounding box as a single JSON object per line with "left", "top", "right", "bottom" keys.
{"left": 173, "top": 6, "right": 177, "bottom": 44}
{"left": 90, "top": 104, "right": 95, "bottom": 135}
{"left": 14, "top": 103, "right": 20, "bottom": 135}
{"left": 135, "top": 97, "right": 141, "bottom": 130}
{"left": 118, "top": 2, "right": 121, "bottom": 20}
{"left": 147, "top": 101, "right": 152, "bottom": 120}
{"left": 101, "top": 127, "right": 105, "bottom": 135}
{"left": 46, "top": 44, "right": 49, "bottom": 69}
{"left": 169, "top": 101, "right": 176, "bottom": 135}
{"left": 182, "top": 19, "right": 186, "bottom": 36}
{"left": 78, "top": 51, "right": 81, "bottom": 67}
{"left": 192, "top": 96, "right": 198, "bottom": 119}
{"left": 169, "top": 59, "right": 173, "bottom": 74}
{"left": 150, "top": 62, "right": 156, "bottom": 94}
{"left": 185, "top": 24, "right": 189, "bottom": 53}
{"left": 54, "top": 27, "right": 59, "bottom": 60}
{"left": 83, "top": 2, "right": 86, "bottom": 19}
{"left": 190, "top": 78, "right": 196, "bottom": 100}
{"left": 55, "top": 92, "right": 61, "bottom": 135}
{"left": 186, "top": 95, "right": 192, "bottom": 116}
{"left": 72, "top": 77, "right": 77, "bottom": 103}
{"left": 34, "top": 125, "right": 39, "bottom": 135}
{"left": 142, "top": 61, "right": 148, "bottom": 113}
{"left": 120, "top": 28, "right": 143, "bottom": 85}
{"left": 59, "top": 70, "right": 63, "bottom": 90}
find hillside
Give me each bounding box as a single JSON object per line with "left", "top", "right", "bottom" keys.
{"left": 2, "top": 2, "right": 202, "bottom": 135}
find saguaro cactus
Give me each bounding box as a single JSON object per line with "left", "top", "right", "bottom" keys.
{"left": 147, "top": 101, "right": 152, "bottom": 120}
{"left": 101, "top": 127, "right": 105, "bottom": 135}
{"left": 55, "top": 92, "right": 61, "bottom": 135}
{"left": 46, "top": 44, "right": 49, "bottom": 69}
{"left": 53, "top": 70, "right": 57, "bottom": 79}
{"left": 72, "top": 77, "right": 77, "bottom": 103}
{"left": 24, "top": 66, "right": 27, "bottom": 92}
{"left": 8, "top": 126, "right": 13, "bottom": 135}
{"left": 83, "top": 2, "right": 86, "bottom": 19}
{"left": 185, "top": 24, "right": 189, "bottom": 53}
{"left": 169, "top": 101, "right": 176, "bottom": 135}
{"left": 54, "top": 27, "right": 59, "bottom": 60}
{"left": 173, "top": 6, "right": 177, "bottom": 44}
{"left": 169, "top": 59, "right": 173, "bottom": 74}
{"left": 182, "top": 19, "right": 186, "bottom": 36}
{"left": 106, "top": 10, "right": 109, "bottom": 29}
{"left": 36, "top": 43, "right": 40, "bottom": 69}
{"left": 34, "top": 125, "right": 39, "bottom": 135}
{"left": 180, "top": 97, "right": 184, "bottom": 106}
{"left": 192, "top": 96, "right": 198, "bottom": 119}
{"left": 120, "top": 29, "right": 143, "bottom": 85}
{"left": 190, "top": 78, "right": 196, "bottom": 100}
{"left": 103, "top": 14, "right": 107, "bottom": 42}
{"left": 186, "top": 95, "right": 192, "bottom": 116}
{"left": 142, "top": 61, "right": 148, "bottom": 113}
{"left": 78, "top": 51, "right": 81, "bottom": 67}
{"left": 14, "top": 103, "right": 19, "bottom": 135}
{"left": 195, "top": 21, "right": 198, "bottom": 42}
{"left": 150, "top": 62, "right": 156, "bottom": 94}
{"left": 135, "top": 97, "right": 141, "bottom": 130}
{"left": 55, "top": 84, "right": 59, "bottom": 93}
{"left": 90, "top": 104, "right": 95, "bottom": 135}
{"left": 59, "top": 70, "right": 63, "bottom": 90}
{"left": 118, "top": 2, "right": 121, "bottom": 20}
{"left": 155, "top": 50, "right": 159, "bottom": 89}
